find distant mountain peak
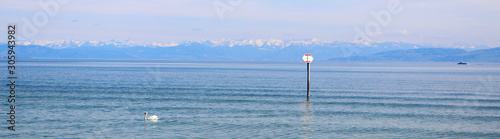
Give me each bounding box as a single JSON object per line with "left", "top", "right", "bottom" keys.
{"left": 352, "top": 38, "right": 374, "bottom": 46}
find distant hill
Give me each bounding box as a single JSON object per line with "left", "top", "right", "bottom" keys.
{"left": 329, "top": 47, "right": 500, "bottom": 63}
{"left": 447, "top": 47, "right": 500, "bottom": 63}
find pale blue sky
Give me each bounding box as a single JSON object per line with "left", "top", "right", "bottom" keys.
{"left": 1, "top": 0, "right": 499, "bottom": 46}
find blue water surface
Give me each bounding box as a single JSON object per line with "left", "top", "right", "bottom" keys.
{"left": 1, "top": 59, "right": 500, "bottom": 138}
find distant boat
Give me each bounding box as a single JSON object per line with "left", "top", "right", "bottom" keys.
{"left": 457, "top": 61, "right": 468, "bottom": 65}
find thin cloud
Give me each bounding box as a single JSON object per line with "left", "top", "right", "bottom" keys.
{"left": 394, "top": 30, "right": 408, "bottom": 35}
{"left": 192, "top": 28, "right": 203, "bottom": 31}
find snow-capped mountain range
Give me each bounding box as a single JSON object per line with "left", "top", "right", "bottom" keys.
{"left": 8, "top": 38, "right": 490, "bottom": 50}
{"left": 16, "top": 39, "right": 179, "bottom": 49}
{"left": 13, "top": 38, "right": 331, "bottom": 49}
{"left": 1, "top": 39, "right": 495, "bottom": 61}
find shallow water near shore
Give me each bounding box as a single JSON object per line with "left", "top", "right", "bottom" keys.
{"left": 2, "top": 60, "right": 500, "bottom": 138}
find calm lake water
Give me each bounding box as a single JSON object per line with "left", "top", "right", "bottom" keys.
{"left": 1, "top": 60, "right": 500, "bottom": 138}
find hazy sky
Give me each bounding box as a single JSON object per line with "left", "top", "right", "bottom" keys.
{"left": 1, "top": 0, "right": 499, "bottom": 46}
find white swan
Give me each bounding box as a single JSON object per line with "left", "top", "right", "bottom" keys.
{"left": 144, "top": 112, "right": 159, "bottom": 121}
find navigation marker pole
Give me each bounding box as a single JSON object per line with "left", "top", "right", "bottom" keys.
{"left": 307, "top": 62, "right": 310, "bottom": 97}
{"left": 302, "top": 54, "right": 314, "bottom": 98}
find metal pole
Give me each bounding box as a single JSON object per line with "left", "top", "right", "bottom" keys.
{"left": 307, "top": 63, "right": 310, "bottom": 97}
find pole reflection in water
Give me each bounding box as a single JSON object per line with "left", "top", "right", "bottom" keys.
{"left": 300, "top": 98, "right": 315, "bottom": 139}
